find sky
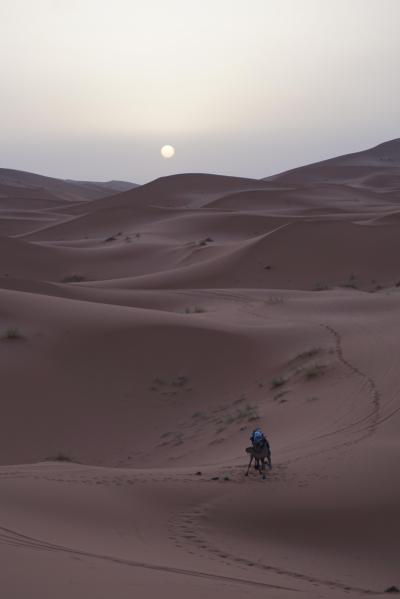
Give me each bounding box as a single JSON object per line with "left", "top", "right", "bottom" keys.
{"left": 1, "top": 0, "right": 399, "bottom": 183}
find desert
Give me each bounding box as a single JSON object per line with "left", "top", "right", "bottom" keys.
{"left": 0, "top": 139, "right": 399, "bottom": 597}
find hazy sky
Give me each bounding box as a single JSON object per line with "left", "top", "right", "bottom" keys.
{"left": 1, "top": 0, "right": 399, "bottom": 183}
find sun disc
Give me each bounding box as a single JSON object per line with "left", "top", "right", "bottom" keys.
{"left": 161, "top": 144, "right": 175, "bottom": 159}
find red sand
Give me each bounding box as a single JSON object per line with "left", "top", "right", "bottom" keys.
{"left": 0, "top": 140, "right": 399, "bottom": 597}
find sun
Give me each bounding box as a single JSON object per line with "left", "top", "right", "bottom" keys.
{"left": 161, "top": 144, "right": 175, "bottom": 159}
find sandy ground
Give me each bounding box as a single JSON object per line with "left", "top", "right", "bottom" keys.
{"left": 0, "top": 140, "right": 399, "bottom": 597}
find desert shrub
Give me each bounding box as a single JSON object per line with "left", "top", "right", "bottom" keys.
{"left": 199, "top": 237, "right": 214, "bottom": 246}
{"left": 2, "top": 327, "right": 23, "bottom": 340}
{"left": 62, "top": 274, "right": 85, "bottom": 283}
{"left": 184, "top": 306, "right": 206, "bottom": 314}
{"left": 313, "top": 281, "right": 330, "bottom": 291}
{"left": 293, "top": 347, "right": 321, "bottom": 361}
{"left": 342, "top": 273, "right": 358, "bottom": 289}
{"left": 304, "top": 363, "right": 326, "bottom": 380}
{"left": 271, "top": 376, "right": 286, "bottom": 389}
{"left": 273, "top": 390, "right": 289, "bottom": 401}
{"left": 104, "top": 236, "right": 116, "bottom": 242}
{"left": 172, "top": 375, "right": 189, "bottom": 387}
{"left": 173, "top": 432, "right": 184, "bottom": 446}
{"left": 192, "top": 411, "right": 206, "bottom": 420}
{"left": 217, "top": 404, "right": 259, "bottom": 429}
{"left": 46, "top": 452, "right": 75, "bottom": 462}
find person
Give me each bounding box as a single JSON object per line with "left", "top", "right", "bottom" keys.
{"left": 250, "top": 428, "right": 272, "bottom": 469}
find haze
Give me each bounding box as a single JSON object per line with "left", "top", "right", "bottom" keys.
{"left": 1, "top": 0, "right": 399, "bottom": 182}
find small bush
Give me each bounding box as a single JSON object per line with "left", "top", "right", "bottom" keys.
{"left": 313, "top": 281, "right": 330, "bottom": 291}
{"left": 304, "top": 364, "right": 326, "bottom": 380}
{"left": 217, "top": 404, "right": 259, "bottom": 428}
{"left": 173, "top": 432, "right": 184, "bottom": 446}
{"left": 46, "top": 452, "right": 75, "bottom": 463}
{"left": 343, "top": 273, "right": 358, "bottom": 289}
{"left": 184, "top": 306, "right": 206, "bottom": 314}
{"left": 172, "top": 375, "right": 189, "bottom": 387}
{"left": 104, "top": 236, "right": 116, "bottom": 242}
{"left": 271, "top": 376, "right": 286, "bottom": 389}
{"left": 273, "top": 390, "right": 289, "bottom": 401}
{"left": 199, "top": 237, "right": 214, "bottom": 246}
{"left": 2, "top": 327, "right": 23, "bottom": 340}
{"left": 192, "top": 411, "right": 206, "bottom": 419}
{"left": 293, "top": 347, "right": 321, "bottom": 362}
{"left": 62, "top": 274, "right": 86, "bottom": 283}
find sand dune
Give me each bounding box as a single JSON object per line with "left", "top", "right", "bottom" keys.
{"left": 266, "top": 138, "right": 400, "bottom": 187}
{"left": 0, "top": 168, "right": 137, "bottom": 202}
{"left": 1, "top": 140, "right": 399, "bottom": 597}
{"left": 0, "top": 169, "right": 138, "bottom": 237}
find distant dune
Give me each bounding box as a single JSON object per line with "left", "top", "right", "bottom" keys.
{"left": 0, "top": 140, "right": 399, "bottom": 598}
{"left": 0, "top": 168, "right": 138, "bottom": 202}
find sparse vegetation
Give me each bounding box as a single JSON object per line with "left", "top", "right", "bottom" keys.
{"left": 184, "top": 306, "right": 206, "bottom": 314}
{"left": 273, "top": 390, "right": 290, "bottom": 402}
{"left": 292, "top": 347, "right": 321, "bottom": 362}
{"left": 104, "top": 236, "right": 116, "bottom": 242}
{"left": 304, "top": 363, "right": 326, "bottom": 380}
{"left": 192, "top": 411, "right": 206, "bottom": 420}
{"left": 151, "top": 375, "right": 191, "bottom": 394}
{"left": 173, "top": 432, "right": 184, "bottom": 446}
{"left": 233, "top": 394, "right": 246, "bottom": 404}
{"left": 2, "top": 327, "right": 23, "bottom": 340}
{"left": 218, "top": 403, "right": 259, "bottom": 430}
{"left": 267, "top": 295, "right": 284, "bottom": 305}
{"left": 199, "top": 237, "right": 214, "bottom": 246}
{"left": 343, "top": 273, "right": 358, "bottom": 289}
{"left": 313, "top": 281, "right": 330, "bottom": 291}
{"left": 158, "top": 430, "right": 184, "bottom": 447}
{"left": 61, "top": 274, "right": 86, "bottom": 283}
{"left": 46, "top": 452, "right": 75, "bottom": 463}
{"left": 171, "top": 375, "right": 189, "bottom": 387}
{"left": 271, "top": 376, "right": 286, "bottom": 389}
